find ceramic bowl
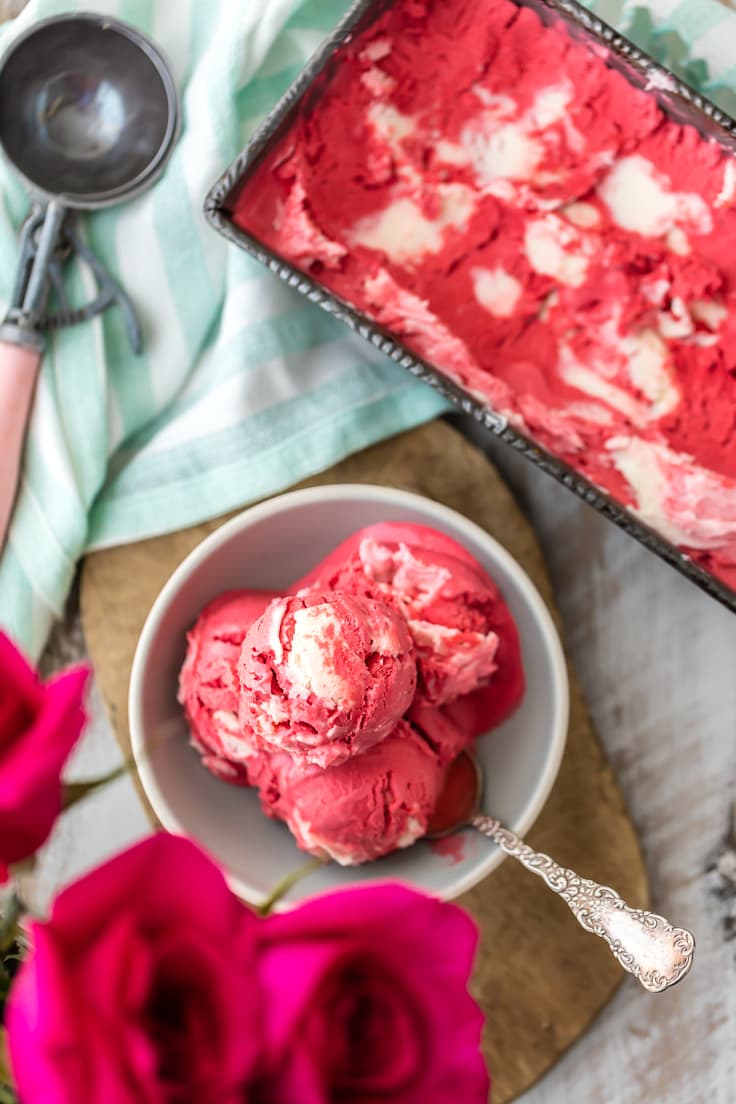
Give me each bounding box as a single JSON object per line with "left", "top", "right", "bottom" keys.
{"left": 129, "top": 484, "right": 569, "bottom": 908}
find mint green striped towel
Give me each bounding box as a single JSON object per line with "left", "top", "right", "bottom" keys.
{"left": 1, "top": 0, "right": 735, "bottom": 660}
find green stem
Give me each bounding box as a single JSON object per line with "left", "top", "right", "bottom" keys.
{"left": 0, "top": 1024, "right": 12, "bottom": 1096}
{"left": 0, "top": 897, "right": 23, "bottom": 955}
{"left": 256, "top": 857, "right": 327, "bottom": 916}
{"left": 62, "top": 758, "right": 134, "bottom": 811}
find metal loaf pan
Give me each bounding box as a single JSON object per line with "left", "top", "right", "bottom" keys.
{"left": 205, "top": 0, "right": 736, "bottom": 613}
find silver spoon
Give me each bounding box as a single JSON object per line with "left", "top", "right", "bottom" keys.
{"left": 426, "top": 750, "right": 695, "bottom": 993}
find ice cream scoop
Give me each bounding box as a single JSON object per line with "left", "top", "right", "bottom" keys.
{"left": 0, "top": 14, "right": 179, "bottom": 550}
{"left": 239, "top": 589, "right": 416, "bottom": 768}
{"left": 247, "top": 719, "right": 445, "bottom": 864}
{"left": 295, "top": 522, "right": 524, "bottom": 730}
{"left": 178, "top": 589, "right": 277, "bottom": 782}
{"left": 428, "top": 750, "right": 695, "bottom": 994}
{"left": 406, "top": 697, "right": 472, "bottom": 765}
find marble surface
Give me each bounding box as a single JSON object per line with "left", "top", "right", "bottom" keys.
{"left": 37, "top": 414, "right": 736, "bottom": 1103}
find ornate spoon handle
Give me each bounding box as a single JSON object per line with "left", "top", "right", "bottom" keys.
{"left": 472, "top": 814, "right": 695, "bottom": 992}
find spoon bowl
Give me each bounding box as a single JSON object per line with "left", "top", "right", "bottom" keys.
{"left": 0, "top": 14, "right": 179, "bottom": 206}
{"left": 426, "top": 749, "right": 483, "bottom": 838}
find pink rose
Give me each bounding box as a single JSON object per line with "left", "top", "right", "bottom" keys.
{"left": 253, "top": 883, "right": 489, "bottom": 1103}
{"left": 7, "top": 834, "right": 262, "bottom": 1104}
{"left": 0, "top": 632, "right": 88, "bottom": 870}
{"left": 8, "top": 837, "right": 487, "bottom": 1104}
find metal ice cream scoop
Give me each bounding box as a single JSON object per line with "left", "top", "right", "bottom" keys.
{"left": 426, "top": 750, "right": 695, "bottom": 993}
{"left": 0, "top": 13, "right": 179, "bottom": 549}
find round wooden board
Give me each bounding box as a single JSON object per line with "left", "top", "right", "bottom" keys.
{"left": 80, "top": 419, "right": 648, "bottom": 1103}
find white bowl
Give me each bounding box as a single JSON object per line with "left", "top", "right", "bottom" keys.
{"left": 129, "top": 485, "right": 568, "bottom": 908}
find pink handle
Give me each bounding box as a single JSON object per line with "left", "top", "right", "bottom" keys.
{"left": 0, "top": 341, "right": 42, "bottom": 552}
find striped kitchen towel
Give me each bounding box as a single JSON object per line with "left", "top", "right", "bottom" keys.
{"left": 0, "top": 0, "right": 735, "bottom": 660}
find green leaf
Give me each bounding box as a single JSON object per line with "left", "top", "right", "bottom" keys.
{"left": 0, "top": 898, "right": 22, "bottom": 955}
{"left": 62, "top": 758, "right": 134, "bottom": 811}
{"left": 0, "top": 938, "right": 24, "bottom": 1021}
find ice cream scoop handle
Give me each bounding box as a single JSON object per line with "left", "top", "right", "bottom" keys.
{"left": 472, "top": 814, "right": 695, "bottom": 992}
{"left": 0, "top": 342, "right": 42, "bottom": 551}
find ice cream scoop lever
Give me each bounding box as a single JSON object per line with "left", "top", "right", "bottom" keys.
{"left": 426, "top": 750, "right": 695, "bottom": 993}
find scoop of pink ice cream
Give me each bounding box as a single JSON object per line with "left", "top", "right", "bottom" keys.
{"left": 295, "top": 523, "right": 524, "bottom": 732}
{"left": 178, "top": 590, "right": 278, "bottom": 783}
{"left": 246, "top": 719, "right": 445, "bottom": 864}
{"left": 238, "top": 590, "right": 417, "bottom": 768}
{"left": 407, "top": 698, "right": 472, "bottom": 766}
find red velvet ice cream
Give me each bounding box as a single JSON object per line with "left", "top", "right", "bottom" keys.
{"left": 179, "top": 522, "right": 525, "bottom": 863}
{"left": 233, "top": 0, "right": 736, "bottom": 591}
{"left": 178, "top": 590, "right": 277, "bottom": 783}
{"left": 245, "top": 719, "right": 446, "bottom": 864}
{"left": 295, "top": 522, "right": 524, "bottom": 732}
{"left": 238, "top": 590, "right": 416, "bottom": 768}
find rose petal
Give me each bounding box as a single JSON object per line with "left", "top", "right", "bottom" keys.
{"left": 259, "top": 884, "right": 489, "bottom": 1103}
{"left": 0, "top": 665, "right": 89, "bottom": 864}
{"left": 6, "top": 924, "right": 131, "bottom": 1104}
{"left": 144, "top": 923, "right": 260, "bottom": 1091}
{"left": 0, "top": 633, "right": 42, "bottom": 749}
{"left": 50, "top": 834, "right": 257, "bottom": 953}
{"left": 17, "top": 930, "right": 148, "bottom": 1104}
{"left": 323, "top": 962, "right": 424, "bottom": 1094}
{"left": 260, "top": 882, "right": 436, "bottom": 943}
{"left": 0, "top": 665, "right": 89, "bottom": 800}
{"left": 257, "top": 940, "right": 347, "bottom": 1058}
{"left": 7, "top": 835, "right": 263, "bottom": 1104}
{"left": 252, "top": 1042, "right": 327, "bottom": 1104}
{"left": 74, "top": 910, "right": 150, "bottom": 1023}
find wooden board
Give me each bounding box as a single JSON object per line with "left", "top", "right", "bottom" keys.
{"left": 80, "top": 419, "right": 649, "bottom": 1104}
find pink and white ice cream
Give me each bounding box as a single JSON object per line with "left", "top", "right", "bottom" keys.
{"left": 177, "top": 590, "right": 277, "bottom": 784}
{"left": 179, "top": 522, "right": 526, "bottom": 864}
{"left": 238, "top": 590, "right": 416, "bottom": 768}
{"left": 233, "top": 0, "right": 736, "bottom": 593}
{"left": 245, "top": 719, "right": 446, "bottom": 864}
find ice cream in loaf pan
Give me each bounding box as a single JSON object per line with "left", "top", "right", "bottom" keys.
{"left": 232, "top": 0, "right": 736, "bottom": 591}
